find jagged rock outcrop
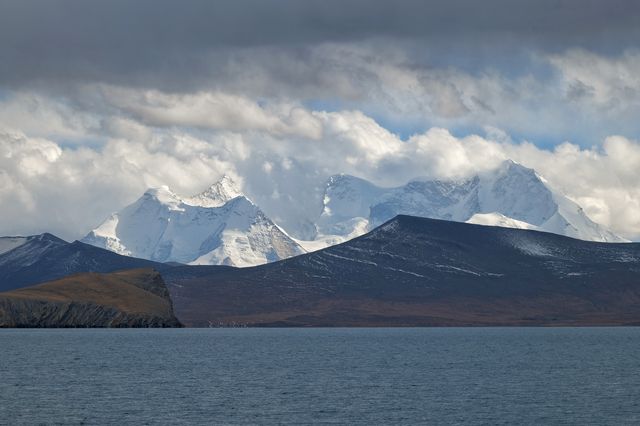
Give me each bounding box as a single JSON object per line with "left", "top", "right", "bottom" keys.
{"left": 0, "top": 269, "right": 181, "bottom": 328}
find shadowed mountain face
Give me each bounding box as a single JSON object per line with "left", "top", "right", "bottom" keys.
{"left": 165, "top": 216, "right": 640, "bottom": 327}
{"left": 0, "top": 234, "right": 168, "bottom": 292}
{"left": 0, "top": 269, "right": 182, "bottom": 328}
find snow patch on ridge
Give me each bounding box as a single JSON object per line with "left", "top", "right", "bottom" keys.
{"left": 467, "top": 213, "right": 536, "bottom": 230}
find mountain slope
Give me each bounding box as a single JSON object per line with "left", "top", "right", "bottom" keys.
{"left": 0, "top": 236, "right": 31, "bottom": 255}
{"left": 0, "top": 269, "right": 181, "bottom": 328}
{"left": 0, "top": 233, "right": 167, "bottom": 292}
{"left": 309, "top": 160, "right": 623, "bottom": 249}
{"left": 165, "top": 216, "right": 640, "bottom": 327}
{"left": 82, "top": 176, "right": 305, "bottom": 267}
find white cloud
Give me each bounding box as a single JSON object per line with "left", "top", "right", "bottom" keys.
{"left": 203, "top": 44, "right": 640, "bottom": 145}
{"left": 3, "top": 96, "right": 640, "bottom": 242}
{"left": 97, "top": 85, "right": 324, "bottom": 140}
{"left": 0, "top": 127, "right": 234, "bottom": 239}
{"left": 3, "top": 46, "right": 640, "bottom": 242}
{"left": 7, "top": 44, "right": 640, "bottom": 146}
{"left": 0, "top": 93, "right": 100, "bottom": 141}
{"left": 549, "top": 49, "right": 640, "bottom": 108}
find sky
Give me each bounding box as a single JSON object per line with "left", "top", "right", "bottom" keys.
{"left": 1, "top": 0, "right": 640, "bottom": 240}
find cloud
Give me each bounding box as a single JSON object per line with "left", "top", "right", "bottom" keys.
{"left": 97, "top": 86, "right": 323, "bottom": 139}
{"left": 2, "top": 1, "right": 640, "bottom": 242}
{"left": 1, "top": 0, "right": 639, "bottom": 89}
{"left": 0, "top": 127, "right": 234, "bottom": 239}
{"left": 3, "top": 101, "right": 640, "bottom": 241}
{"left": 0, "top": 92, "right": 99, "bottom": 141}
{"left": 119, "top": 43, "right": 638, "bottom": 146}
{"left": 1, "top": 5, "right": 640, "bottom": 146}
{"left": 549, "top": 49, "right": 640, "bottom": 109}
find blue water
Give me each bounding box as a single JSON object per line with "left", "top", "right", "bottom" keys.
{"left": 1, "top": 328, "right": 640, "bottom": 425}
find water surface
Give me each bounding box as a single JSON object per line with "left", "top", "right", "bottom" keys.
{"left": 1, "top": 328, "right": 640, "bottom": 425}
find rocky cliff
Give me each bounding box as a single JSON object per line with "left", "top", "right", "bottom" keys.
{"left": 0, "top": 269, "right": 181, "bottom": 328}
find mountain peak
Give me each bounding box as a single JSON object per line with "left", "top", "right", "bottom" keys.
{"left": 185, "top": 174, "right": 243, "bottom": 207}
{"left": 327, "top": 173, "right": 350, "bottom": 184}
{"left": 314, "top": 161, "right": 625, "bottom": 244}
{"left": 143, "top": 185, "right": 178, "bottom": 200}
{"left": 141, "top": 186, "right": 183, "bottom": 211}
{"left": 320, "top": 174, "right": 383, "bottom": 221}
{"left": 33, "top": 233, "right": 68, "bottom": 244}
{"left": 495, "top": 159, "right": 531, "bottom": 175}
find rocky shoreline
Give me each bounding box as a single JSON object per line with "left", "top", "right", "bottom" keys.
{"left": 0, "top": 269, "right": 182, "bottom": 328}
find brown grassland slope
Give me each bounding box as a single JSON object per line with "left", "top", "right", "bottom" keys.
{"left": 0, "top": 269, "right": 181, "bottom": 328}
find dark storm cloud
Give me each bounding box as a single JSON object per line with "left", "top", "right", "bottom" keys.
{"left": 0, "top": 0, "right": 639, "bottom": 89}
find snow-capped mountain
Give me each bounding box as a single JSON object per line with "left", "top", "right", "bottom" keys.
{"left": 307, "top": 160, "right": 625, "bottom": 249}
{"left": 82, "top": 176, "right": 305, "bottom": 267}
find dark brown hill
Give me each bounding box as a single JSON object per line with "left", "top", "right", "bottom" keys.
{"left": 164, "top": 216, "right": 640, "bottom": 327}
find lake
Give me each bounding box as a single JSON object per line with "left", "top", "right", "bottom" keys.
{"left": 1, "top": 328, "right": 640, "bottom": 425}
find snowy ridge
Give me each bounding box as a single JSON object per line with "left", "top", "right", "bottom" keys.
{"left": 184, "top": 175, "right": 243, "bottom": 207}
{"left": 467, "top": 213, "right": 536, "bottom": 230}
{"left": 305, "top": 160, "right": 625, "bottom": 249}
{"left": 82, "top": 176, "right": 305, "bottom": 267}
